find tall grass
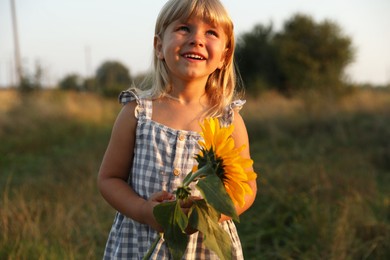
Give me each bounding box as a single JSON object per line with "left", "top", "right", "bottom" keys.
{"left": 1, "top": 88, "right": 389, "bottom": 259}
{"left": 239, "top": 89, "right": 390, "bottom": 259}
{"left": 0, "top": 90, "right": 118, "bottom": 259}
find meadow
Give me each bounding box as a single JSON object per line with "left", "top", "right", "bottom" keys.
{"left": 0, "top": 88, "right": 389, "bottom": 259}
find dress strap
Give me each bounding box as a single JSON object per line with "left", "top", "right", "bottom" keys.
{"left": 220, "top": 99, "right": 246, "bottom": 127}
{"left": 118, "top": 90, "right": 152, "bottom": 119}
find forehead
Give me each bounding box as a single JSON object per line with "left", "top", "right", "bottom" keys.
{"left": 174, "top": 16, "right": 220, "bottom": 29}
{"left": 157, "top": 0, "right": 233, "bottom": 36}
{"left": 180, "top": 8, "right": 229, "bottom": 32}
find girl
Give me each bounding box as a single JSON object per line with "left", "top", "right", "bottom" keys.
{"left": 98, "top": 0, "right": 257, "bottom": 259}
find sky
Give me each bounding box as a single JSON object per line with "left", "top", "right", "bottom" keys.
{"left": 0, "top": 0, "right": 389, "bottom": 87}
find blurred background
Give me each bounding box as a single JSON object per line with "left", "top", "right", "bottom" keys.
{"left": 1, "top": 0, "right": 389, "bottom": 259}
{"left": 0, "top": 0, "right": 389, "bottom": 89}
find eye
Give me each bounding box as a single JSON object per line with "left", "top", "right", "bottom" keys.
{"left": 206, "top": 30, "right": 219, "bottom": 37}
{"left": 177, "top": 25, "right": 190, "bottom": 33}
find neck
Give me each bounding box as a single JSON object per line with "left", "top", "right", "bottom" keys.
{"left": 165, "top": 79, "right": 208, "bottom": 105}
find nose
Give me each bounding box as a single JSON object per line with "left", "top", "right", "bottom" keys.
{"left": 189, "top": 31, "right": 204, "bottom": 47}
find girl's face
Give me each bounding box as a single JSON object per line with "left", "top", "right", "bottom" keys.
{"left": 155, "top": 17, "right": 228, "bottom": 85}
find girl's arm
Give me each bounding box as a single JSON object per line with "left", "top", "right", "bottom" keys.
{"left": 97, "top": 102, "right": 173, "bottom": 231}
{"left": 220, "top": 111, "right": 257, "bottom": 222}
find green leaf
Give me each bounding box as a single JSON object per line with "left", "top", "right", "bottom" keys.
{"left": 174, "top": 201, "right": 189, "bottom": 232}
{"left": 188, "top": 200, "right": 233, "bottom": 260}
{"left": 196, "top": 174, "right": 239, "bottom": 221}
{"left": 153, "top": 201, "right": 188, "bottom": 260}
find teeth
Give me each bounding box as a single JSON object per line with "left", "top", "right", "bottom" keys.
{"left": 185, "top": 54, "right": 204, "bottom": 60}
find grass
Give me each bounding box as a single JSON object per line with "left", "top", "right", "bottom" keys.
{"left": 0, "top": 90, "right": 118, "bottom": 259}
{"left": 239, "top": 89, "right": 390, "bottom": 259}
{"left": 1, "top": 88, "right": 389, "bottom": 259}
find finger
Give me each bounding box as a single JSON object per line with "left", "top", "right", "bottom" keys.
{"left": 190, "top": 196, "right": 202, "bottom": 201}
{"left": 160, "top": 190, "right": 175, "bottom": 201}
{"left": 150, "top": 191, "right": 175, "bottom": 202}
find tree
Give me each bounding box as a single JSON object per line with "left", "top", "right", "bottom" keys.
{"left": 95, "top": 61, "right": 131, "bottom": 97}
{"left": 19, "top": 61, "right": 45, "bottom": 91}
{"left": 235, "top": 13, "right": 355, "bottom": 94}
{"left": 59, "top": 73, "right": 83, "bottom": 91}
{"left": 274, "top": 14, "right": 354, "bottom": 92}
{"left": 235, "top": 24, "right": 282, "bottom": 94}
{"left": 82, "top": 77, "right": 96, "bottom": 92}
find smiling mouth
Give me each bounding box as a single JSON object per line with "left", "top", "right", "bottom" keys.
{"left": 183, "top": 53, "right": 206, "bottom": 60}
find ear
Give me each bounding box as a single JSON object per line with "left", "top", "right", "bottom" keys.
{"left": 154, "top": 35, "right": 164, "bottom": 60}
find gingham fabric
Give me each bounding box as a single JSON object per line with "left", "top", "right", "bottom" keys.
{"left": 103, "top": 90, "right": 245, "bottom": 260}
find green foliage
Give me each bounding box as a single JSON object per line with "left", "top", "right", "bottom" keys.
{"left": 236, "top": 24, "right": 282, "bottom": 93}
{"left": 236, "top": 13, "right": 355, "bottom": 95}
{"left": 151, "top": 197, "right": 234, "bottom": 260}
{"left": 150, "top": 160, "right": 238, "bottom": 259}
{"left": 275, "top": 14, "right": 354, "bottom": 92}
{"left": 0, "top": 90, "right": 119, "bottom": 259}
{"left": 189, "top": 200, "right": 233, "bottom": 260}
{"left": 238, "top": 90, "right": 390, "bottom": 259}
{"left": 82, "top": 77, "right": 97, "bottom": 92}
{"left": 153, "top": 201, "right": 189, "bottom": 260}
{"left": 95, "top": 60, "right": 131, "bottom": 97}
{"left": 151, "top": 195, "right": 234, "bottom": 260}
{"left": 1, "top": 89, "right": 389, "bottom": 259}
{"left": 197, "top": 174, "right": 238, "bottom": 221}
{"left": 18, "top": 62, "right": 45, "bottom": 91}
{"left": 59, "top": 73, "right": 83, "bottom": 91}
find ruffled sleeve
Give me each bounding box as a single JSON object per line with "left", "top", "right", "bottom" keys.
{"left": 220, "top": 99, "right": 246, "bottom": 127}
{"left": 118, "top": 90, "right": 148, "bottom": 119}
{"left": 118, "top": 90, "right": 139, "bottom": 105}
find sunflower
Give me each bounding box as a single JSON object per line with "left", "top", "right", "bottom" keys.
{"left": 194, "top": 118, "right": 257, "bottom": 208}
{"left": 148, "top": 117, "right": 256, "bottom": 259}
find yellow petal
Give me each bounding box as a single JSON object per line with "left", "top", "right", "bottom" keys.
{"left": 196, "top": 117, "right": 258, "bottom": 208}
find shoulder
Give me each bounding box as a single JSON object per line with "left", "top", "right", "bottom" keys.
{"left": 231, "top": 111, "right": 249, "bottom": 147}
{"left": 114, "top": 101, "right": 138, "bottom": 135}
{"left": 98, "top": 99, "right": 138, "bottom": 181}
{"left": 109, "top": 90, "right": 140, "bottom": 147}
{"left": 218, "top": 98, "right": 249, "bottom": 149}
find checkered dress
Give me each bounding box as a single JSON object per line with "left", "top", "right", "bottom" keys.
{"left": 103, "top": 90, "right": 246, "bottom": 260}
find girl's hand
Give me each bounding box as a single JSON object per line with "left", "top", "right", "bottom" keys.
{"left": 142, "top": 191, "right": 175, "bottom": 232}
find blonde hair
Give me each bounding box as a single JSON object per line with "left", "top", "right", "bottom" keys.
{"left": 137, "top": 0, "right": 242, "bottom": 117}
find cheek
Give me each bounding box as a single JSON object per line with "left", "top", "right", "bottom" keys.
{"left": 212, "top": 44, "right": 227, "bottom": 61}
{"left": 165, "top": 43, "right": 181, "bottom": 60}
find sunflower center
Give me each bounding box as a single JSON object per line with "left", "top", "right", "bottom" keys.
{"left": 196, "top": 148, "right": 226, "bottom": 181}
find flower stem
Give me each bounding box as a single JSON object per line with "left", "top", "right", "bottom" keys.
{"left": 183, "top": 164, "right": 214, "bottom": 187}
{"left": 142, "top": 233, "right": 162, "bottom": 260}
